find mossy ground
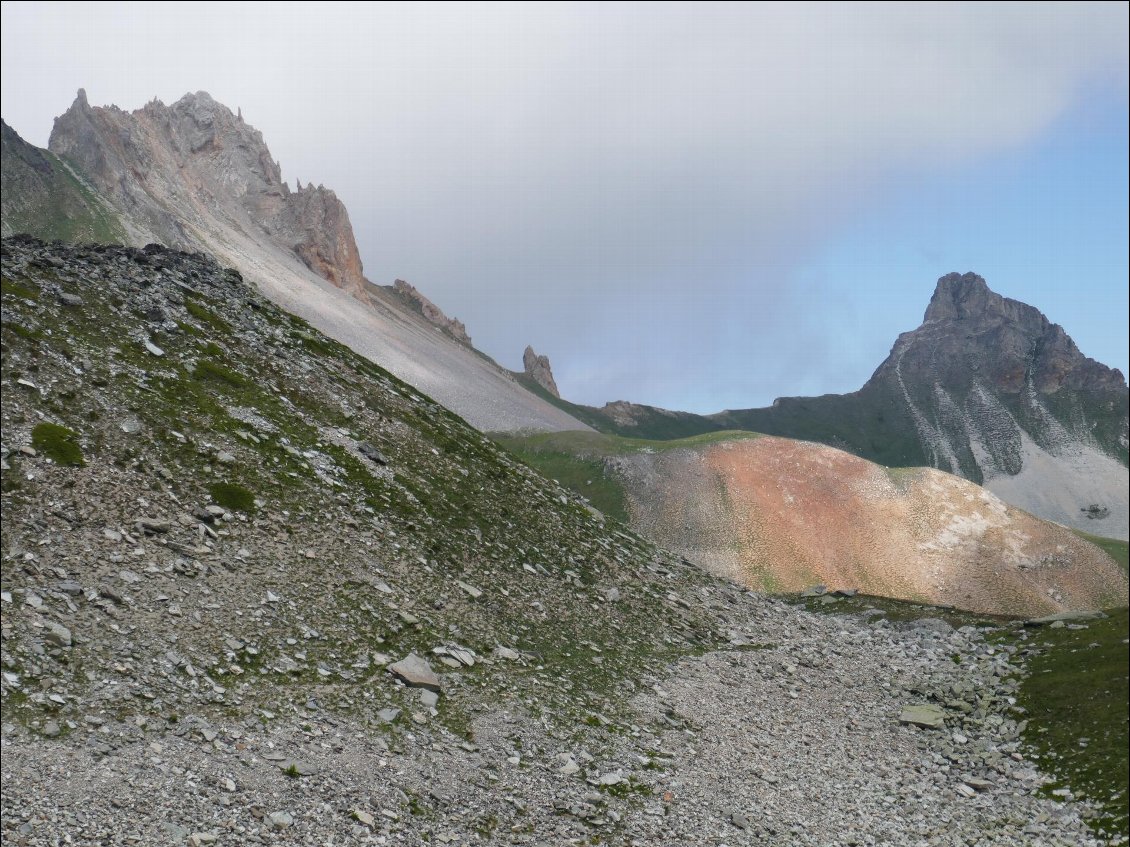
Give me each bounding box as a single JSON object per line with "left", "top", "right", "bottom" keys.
{"left": 209, "top": 481, "right": 256, "bottom": 512}
{"left": 31, "top": 422, "right": 85, "bottom": 466}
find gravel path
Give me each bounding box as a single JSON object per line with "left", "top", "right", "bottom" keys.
{"left": 1, "top": 598, "right": 1104, "bottom": 847}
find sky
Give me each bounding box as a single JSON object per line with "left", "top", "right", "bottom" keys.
{"left": 2, "top": 1, "right": 1127, "bottom": 413}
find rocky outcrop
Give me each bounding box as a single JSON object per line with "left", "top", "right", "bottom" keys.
{"left": 391, "top": 279, "right": 471, "bottom": 344}
{"left": 523, "top": 345, "right": 560, "bottom": 398}
{"left": 47, "top": 89, "right": 367, "bottom": 297}
{"left": 279, "top": 182, "right": 365, "bottom": 292}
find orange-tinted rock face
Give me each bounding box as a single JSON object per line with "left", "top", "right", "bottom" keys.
{"left": 283, "top": 183, "right": 366, "bottom": 295}
{"left": 616, "top": 436, "right": 1128, "bottom": 617}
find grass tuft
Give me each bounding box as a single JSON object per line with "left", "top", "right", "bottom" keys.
{"left": 209, "top": 481, "right": 256, "bottom": 512}
{"left": 31, "top": 422, "right": 85, "bottom": 466}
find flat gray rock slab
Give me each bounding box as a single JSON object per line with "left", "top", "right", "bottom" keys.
{"left": 388, "top": 653, "right": 441, "bottom": 692}
{"left": 1025, "top": 610, "right": 1105, "bottom": 627}
{"left": 899, "top": 704, "right": 946, "bottom": 729}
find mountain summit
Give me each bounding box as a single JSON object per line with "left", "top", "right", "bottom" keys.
{"left": 49, "top": 89, "right": 368, "bottom": 297}
{"left": 908, "top": 272, "right": 1124, "bottom": 395}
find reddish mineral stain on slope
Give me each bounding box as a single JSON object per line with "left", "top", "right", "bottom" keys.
{"left": 619, "top": 436, "right": 1127, "bottom": 617}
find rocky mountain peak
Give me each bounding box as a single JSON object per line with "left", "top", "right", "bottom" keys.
{"left": 924, "top": 272, "right": 993, "bottom": 322}
{"left": 523, "top": 345, "right": 560, "bottom": 398}
{"left": 878, "top": 271, "right": 1125, "bottom": 397}
{"left": 923, "top": 271, "right": 1047, "bottom": 330}
{"left": 47, "top": 89, "right": 367, "bottom": 298}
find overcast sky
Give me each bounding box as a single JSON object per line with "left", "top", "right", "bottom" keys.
{"left": 2, "top": 2, "right": 1127, "bottom": 412}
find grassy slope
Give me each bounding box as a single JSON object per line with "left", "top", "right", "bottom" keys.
{"left": 511, "top": 372, "right": 727, "bottom": 440}
{"left": 493, "top": 429, "right": 762, "bottom": 525}
{"left": 1, "top": 123, "right": 128, "bottom": 245}
{"left": 713, "top": 384, "right": 933, "bottom": 471}
{"left": 1017, "top": 608, "right": 1129, "bottom": 839}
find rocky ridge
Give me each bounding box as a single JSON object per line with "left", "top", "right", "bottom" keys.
{"left": 0, "top": 237, "right": 1114, "bottom": 846}
{"left": 390, "top": 279, "right": 472, "bottom": 345}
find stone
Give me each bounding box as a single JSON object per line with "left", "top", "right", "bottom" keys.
{"left": 964, "top": 777, "right": 994, "bottom": 792}
{"left": 136, "top": 517, "right": 171, "bottom": 534}
{"left": 558, "top": 754, "right": 580, "bottom": 775}
{"left": 456, "top": 580, "right": 482, "bottom": 599}
{"left": 388, "top": 653, "right": 441, "bottom": 692}
{"left": 801, "top": 584, "right": 827, "bottom": 597}
{"left": 161, "top": 824, "right": 190, "bottom": 842}
{"left": 899, "top": 704, "right": 946, "bottom": 729}
{"left": 357, "top": 442, "right": 389, "bottom": 465}
{"left": 275, "top": 759, "right": 316, "bottom": 776}
{"left": 353, "top": 809, "right": 375, "bottom": 827}
{"left": 44, "top": 621, "right": 72, "bottom": 648}
{"left": 144, "top": 338, "right": 164, "bottom": 357}
{"left": 597, "top": 770, "right": 624, "bottom": 786}
{"left": 909, "top": 617, "right": 954, "bottom": 634}
{"left": 57, "top": 291, "right": 83, "bottom": 307}
{"left": 1025, "top": 611, "right": 1105, "bottom": 627}
{"left": 267, "top": 811, "right": 294, "bottom": 829}
{"left": 119, "top": 417, "right": 142, "bottom": 434}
